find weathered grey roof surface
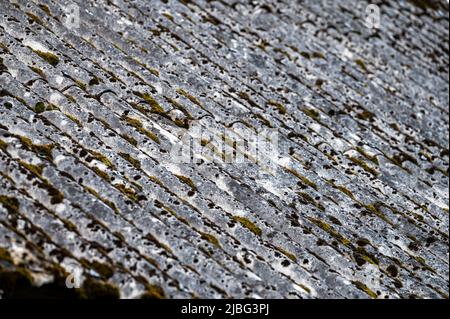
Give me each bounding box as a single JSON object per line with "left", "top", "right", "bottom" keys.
{"left": 0, "top": 0, "right": 448, "bottom": 299}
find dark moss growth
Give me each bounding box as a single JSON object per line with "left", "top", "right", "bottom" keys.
{"left": 30, "top": 66, "right": 46, "bottom": 78}
{"left": 90, "top": 261, "right": 114, "bottom": 279}
{"left": 297, "top": 192, "right": 325, "bottom": 211}
{"left": 0, "top": 139, "right": 9, "bottom": 151}
{"left": 39, "top": 4, "right": 52, "bottom": 16}
{"left": 134, "top": 91, "right": 165, "bottom": 115}
{"left": 32, "top": 50, "right": 59, "bottom": 67}
{"left": 232, "top": 216, "right": 262, "bottom": 237}
{"left": 35, "top": 102, "right": 46, "bottom": 113}
{"left": 287, "top": 168, "right": 318, "bottom": 190}
{"left": 89, "top": 76, "right": 101, "bottom": 86}
{"left": 175, "top": 175, "right": 197, "bottom": 192}
{"left": 255, "top": 113, "right": 273, "bottom": 128}
{"left": 355, "top": 59, "right": 369, "bottom": 73}
{"left": 365, "top": 202, "right": 394, "bottom": 225}
{"left": 277, "top": 247, "right": 297, "bottom": 263}
{"left": 315, "top": 79, "right": 325, "bottom": 88}
{"left": 300, "top": 51, "right": 311, "bottom": 59}
{"left": 386, "top": 265, "right": 399, "bottom": 277}
{"left": 308, "top": 217, "right": 350, "bottom": 246}
{"left": 0, "top": 195, "right": 20, "bottom": 214}
{"left": 93, "top": 167, "right": 111, "bottom": 182}
{"left": 200, "top": 232, "right": 221, "bottom": 247}
{"left": 165, "top": 97, "right": 193, "bottom": 117}
{"left": 149, "top": 68, "right": 160, "bottom": 77}
{"left": 267, "top": 100, "right": 287, "bottom": 115}
{"left": 329, "top": 216, "right": 342, "bottom": 226}
{"left": 141, "top": 285, "right": 166, "bottom": 299}
{"left": 356, "top": 110, "right": 375, "bottom": 121}
{"left": 356, "top": 147, "right": 379, "bottom": 165}
{"left": 352, "top": 281, "right": 378, "bottom": 298}
{"left": 85, "top": 186, "right": 100, "bottom": 198}
{"left": 202, "top": 14, "right": 222, "bottom": 26}
{"left": 148, "top": 176, "right": 165, "bottom": 188}
{"left": 115, "top": 184, "right": 139, "bottom": 202}
{"left": 348, "top": 157, "right": 379, "bottom": 177}
{"left": 354, "top": 247, "right": 379, "bottom": 265}
{"left": 38, "top": 180, "right": 65, "bottom": 204}
{"left": 356, "top": 238, "right": 371, "bottom": 247}
{"left": 302, "top": 108, "right": 320, "bottom": 119}
{"left": 335, "top": 185, "right": 355, "bottom": 200}
{"left": 238, "top": 92, "right": 261, "bottom": 109}
{"left": 81, "top": 277, "right": 120, "bottom": 299}
{"left": 176, "top": 89, "right": 203, "bottom": 107}
{"left": 90, "top": 151, "right": 115, "bottom": 169}
{"left": 26, "top": 12, "right": 44, "bottom": 25}
{"left": 390, "top": 152, "right": 419, "bottom": 167}
{"left": 145, "top": 233, "right": 173, "bottom": 254}
{"left": 0, "top": 58, "right": 7, "bottom": 72}
{"left": 312, "top": 52, "right": 326, "bottom": 59}
{"left": 124, "top": 116, "right": 160, "bottom": 144}
{"left": 19, "top": 136, "right": 54, "bottom": 160}
{"left": 162, "top": 13, "right": 174, "bottom": 22}
{"left": 414, "top": 256, "right": 437, "bottom": 274}
{"left": 75, "top": 80, "right": 87, "bottom": 91}
{"left": 20, "top": 161, "right": 44, "bottom": 177}
{"left": 65, "top": 114, "right": 82, "bottom": 127}
{"left": 66, "top": 95, "right": 76, "bottom": 103}
{"left": 119, "top": 153, "right": 141, "bottom": 169}
{"left": 123, "top": 134, "right": 138, "bottom": 147}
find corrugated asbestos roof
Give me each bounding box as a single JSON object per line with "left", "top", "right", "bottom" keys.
{"left": 0, "top": 0, "right": 448, "bottom": 299}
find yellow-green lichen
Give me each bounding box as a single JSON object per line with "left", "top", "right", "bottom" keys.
{"left": 308, "top": 217, "right": 351, "bottom": 246}
{"left": 200, "top": 232, "right": 221, "bottom": 248}
{"left": 18, "top": 136, "right": 54, "bottom": 161}
{"left": 354, "top": 247, "right": 379, "bottom": 265}
{"left": 176, "top": 89, "right": 203, "bottom": 107}
{"left": 352, "top": 281, "right": 378, "bottom": 299}
{"left": 65, "top": 113, "right": 82, "bottom": 127}
{"left": 30, "top": 66, "right": 46, "bottom": 78}
{"left": 365, "top": 202, "right": 394, "bottom": 225}
{"left": 90, "top": 151, "right": 115, "bottom": 169}
{"left": 232, "top": 216, "right": 262, "bottom": 237}
{"left": 302, "top": 108, "right": 320, "bottom": 119}
{"left": 122, "top": 134, "right": 138, "bottom": 147}
{"left": 134, "top": 92, "right": 166, "bottom": 115}
{"left": 356, "top": 147, "right": 379, "bottom": 165}
{"left": 355, "top": 59, "right": 369, "bottom": 73}
{"left": 32, "top": 50, "right": 59, "bottom": 67}
{"left": 124, "top": 116, "right": 160, "bottom": 144}
{"left": 298, "top": 192, "right": 325, "bottom": 211}
{"left": 175, "top": 175, "right": 197, "bottom": 192}
{"left": 92, "top": 167, "right": 111, "bottom": 182}
{"left": 0, "top": 196, "right": 19, "bottom": 214}
{"left": 287, "top": 168, "right": 318, "bottom": 190}
{"left": 348, "top": 157, "right": 379, "bottom": 177}
{"left": 277, "top": 247, "right": 298, "bottom": 263}
{"left": 19, "top": 161, "right": 44, "bottom": 177}
{"left": 0, "top": 139, "right": 8, "bottom": 151}
{"left": 267, "top": 100, "right": 287, "bottom": 115}
{"left": 115, "top": 184, "right": 139, "bottom": 202}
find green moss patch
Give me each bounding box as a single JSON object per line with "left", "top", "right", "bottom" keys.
{"left": 232, "top": 216, "right": 262, "bottom": 237}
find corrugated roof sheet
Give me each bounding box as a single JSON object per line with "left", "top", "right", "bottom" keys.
{"left": 0, "top": 0, "right": 448, "bottom": 299}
